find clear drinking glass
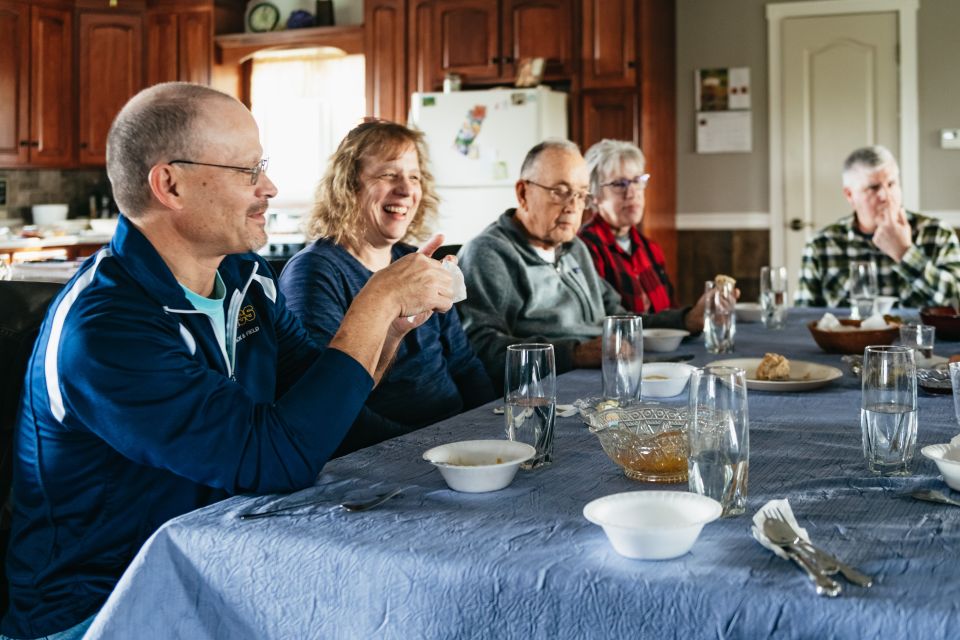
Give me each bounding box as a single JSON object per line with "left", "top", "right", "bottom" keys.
{"left": 504, "top": 344, "right": 556, "bottom": 470}
{"left": 759, "top": 266, "right": 789, "bottom": 330}
{"left": 687, "top": 366, "right": 749, "bottom": 516}
{"left": 704, "top": 280, "right": 736, "bottom": 353}
{"left": 950, "top": 362, "right": 960, "bottom": 426}
{"left": 899, "top": 324, "right": 936, "bottom": 362}
{"left": 602, "top": 315, "right": 643, "bottom": 402}
{"left": 849, "top": 260, "right": 878, "bottom": 320}
{"left": 861, "top": 345, "right": 917, "bottom": 476}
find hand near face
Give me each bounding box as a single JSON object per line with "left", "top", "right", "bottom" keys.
{"left": 871, "top": 206, "right": 911, "bottom": 262}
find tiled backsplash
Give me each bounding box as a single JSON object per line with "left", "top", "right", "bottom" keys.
{"left": 0, "top": 169, "right": 110, "bottom": 224}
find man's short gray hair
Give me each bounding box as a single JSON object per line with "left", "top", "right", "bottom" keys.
{"left": 583, "top": 139, "right": 645, "bottom": 197}
{"left": 842, "top": 145, "right": 898, "bottom": 188}
{"left": 106, "top": 82, "right": 236, "bottom": 216}
{"left": 518, "top": 138, "right": 581, "bottom": 180}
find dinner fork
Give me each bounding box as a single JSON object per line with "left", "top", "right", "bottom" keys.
{"left": 770, "top": 509, "right": 873, "bottom": 587}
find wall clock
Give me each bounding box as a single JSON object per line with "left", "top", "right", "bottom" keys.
{"left": 248, "top": 2, "right": 280, "bottom": 33}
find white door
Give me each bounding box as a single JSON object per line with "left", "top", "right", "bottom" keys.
{"left": 780, "top": 11, "right": 900, "bottom": 285}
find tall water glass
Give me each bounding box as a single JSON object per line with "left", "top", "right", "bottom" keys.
{"left": 602, "top": 315, "right": 643, "bottom": 402}
{"left": 861, "top": 345, "right": 917, "bottom": 476}
{"left": 899, "top": 324, "right": 935, "bottom": 361}
{"left": 759, "top": 266, "right": 789, "bottom": 329}
{"left": 504, "top": 344, "right": 556, "bottom": 469}
{"left": 950, "top": 362, "right": 960, "bottom": 427}
{"left": 849, "top": 260, "right": 878, "bottom": 320}
{"left": 687, "top": 366, "right": 749, "bottom": 516}
{"left": 704, "top": 281, "right": 736, "bottom": 353}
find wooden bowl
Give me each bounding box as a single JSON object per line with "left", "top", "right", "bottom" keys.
{"left": 920, "top": 307, "right": 960, "bottom": 341}
{"left": 806, "top": 319, "right": 899, "bottom": 354}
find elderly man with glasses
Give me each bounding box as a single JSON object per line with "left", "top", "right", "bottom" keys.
{"left": 457, "top": 139, "right": 693, "bottom": 388}
{"left": 1, "top": 83, "right": 455, "bottom": 640}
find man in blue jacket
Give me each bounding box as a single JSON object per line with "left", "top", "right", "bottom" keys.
{"left": 1, "top": 83, "right": 455, "bottom": 640}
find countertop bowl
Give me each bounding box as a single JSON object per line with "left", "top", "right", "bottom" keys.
{"left": 735, "top": 302, "right": 763, "bottom": 323}
{"left": 583, "top": 491, "right": 722, "bottom": 560}
{"left": 31, "top": 204, "right": 68, "bottom": 226}
{"left": 921, "top": 444, "right": 960, "bottom": 491}
{"left": 422, "top": 440, "right": 535, "bottom": 493}
{"left": 643, "top": 328, "right": 690, "bottom": 352}
{"left": 807, "top": 319, "right": 899, "bottom": 354}
{"left": 578, "top": 400, "right": 688, "bottom": 483}
{"left": 920, "top": 307, "right": 960, "bottom": 341}
{"left": 642, "top": 363, "right": 695, "bottom": 398}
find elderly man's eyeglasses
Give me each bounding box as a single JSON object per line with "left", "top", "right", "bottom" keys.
{"left": 169, "top": 158, "right": 269, "bottom": 185}
{"left": 524, "top": 180, "right": 590, "bottom": 206}
{"left": 602, "top": 173, "right": 651, "bottom": 194}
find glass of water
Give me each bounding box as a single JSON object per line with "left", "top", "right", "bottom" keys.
{"left": 950, "top": 362, "right": 960, "bottom": 426}
{"left": 687, "top": 366, "right": 749, "bottom": 517}
{"left": 759, "top": 266, "right": 789, "bottom": 329}
{"left": 899, "top": 324, "right": 935, "bottom": 362}
{"left": 861, "top": 345, "right": 917, "bottom": 476}
{"left": 504, "top": 344, "right": 556, "bottom": 470}
{"left": 602, "top": 315, "right": 643, "bottom": 402}
{"left": 849, "top": 260, "right": 878, "bottom": 320}
{"left": 704, "top": 280, "right": 736, "bottom": 353}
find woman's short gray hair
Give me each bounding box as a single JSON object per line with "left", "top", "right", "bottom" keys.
{"left": 106, "top": 82, "right": 235, "bottom": 216}
{"left": 584, "top": 139, "right": 645, "bottom": 198}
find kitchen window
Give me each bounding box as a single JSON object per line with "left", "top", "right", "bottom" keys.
{"left": 250, "top": 48, "right": 365, "bottom": 211}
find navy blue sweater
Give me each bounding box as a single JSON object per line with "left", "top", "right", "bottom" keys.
{"left": 280, "top": 239, "right": 495, "bottom": 453}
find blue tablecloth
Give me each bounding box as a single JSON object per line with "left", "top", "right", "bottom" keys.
{"left": 85, "top": 309, "right": 960, "bottom": 639}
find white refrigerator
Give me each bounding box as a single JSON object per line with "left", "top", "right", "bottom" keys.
{"left": 408, "top": 87, "right": 568, "bottom": 246}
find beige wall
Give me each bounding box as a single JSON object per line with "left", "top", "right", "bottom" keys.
{"left": 677, "top": 0, "right": 960, "bottom": 217}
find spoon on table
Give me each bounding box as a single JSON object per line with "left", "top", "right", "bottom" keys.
{"left": 910, "top": 488, "right": 960, "bottom": 507}
{"left": 763, "top": 519, "right": 842, "bottom": 597}
{"left": 239, "top": 488, "right": 403, "bottom": 520}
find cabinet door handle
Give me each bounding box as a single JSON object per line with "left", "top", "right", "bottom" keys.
{"left": 502, "top": 56, "right": 514, "bottom": 64}
{"left": 627, "top": 60, "right": 637, "bottom": 69}
{"left": 19, "top": 140, "right": 30, "bottom": 147}
{"left": 30, "top": 141, "right": 39, "bottom": 147}
{"left": 491, "top": 56, "right": 501, "bottom": 64}
{"left": 80, "top": 142, "right": 88, "bottom": 149}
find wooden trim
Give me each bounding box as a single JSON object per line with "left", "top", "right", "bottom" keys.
{"left": 676, "top": 212, "right": 771, "bottom": 230}
{"left": 215, "top": 24, "right": 364, "bottom": 57}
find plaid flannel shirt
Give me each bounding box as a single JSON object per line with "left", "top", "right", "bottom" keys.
{"left": 794, "top": 211, "right": 960, "bottom": 308}
{"left": 578, "top": 216, "right": 674, "bottom": 314}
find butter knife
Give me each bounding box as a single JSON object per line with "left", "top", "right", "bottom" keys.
{"left": 798, "top": 541, "right": 873, "bottom": 587}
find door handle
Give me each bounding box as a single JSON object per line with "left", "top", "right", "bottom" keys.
{"left": 789, "top": 218, "right": 807, "bottom": 231}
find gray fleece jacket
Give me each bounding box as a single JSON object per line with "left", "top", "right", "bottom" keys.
{"left": 457, "top": 210, "right": 687, "bottom": 387}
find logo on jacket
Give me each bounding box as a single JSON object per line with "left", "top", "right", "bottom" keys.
{"left": 238, "top": 305, "right": 256, "bottom": 326}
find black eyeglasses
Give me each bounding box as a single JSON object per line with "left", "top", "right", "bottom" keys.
{"left": 602, "top": 173, "right": 650, "bottom": 194}
{"left": 524, "top": 180, "right": 590, "bottom": 206}
{"left": 168, "top": 158, "right": 269, "bottom": 185}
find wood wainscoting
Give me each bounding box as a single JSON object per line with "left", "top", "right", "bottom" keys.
{"left": 675, "top": 230, "right": 769, "bottom": 307}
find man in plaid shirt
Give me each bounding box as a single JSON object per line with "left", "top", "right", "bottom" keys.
{"left": 795, "top": 145, "right": 960, "bottom": 308}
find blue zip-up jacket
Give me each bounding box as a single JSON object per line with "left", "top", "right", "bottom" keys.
{"left": 2, "top": 217, "right": 372, "bottom": 638}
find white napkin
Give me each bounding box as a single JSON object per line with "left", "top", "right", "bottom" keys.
{"left": 441, "top": 260, "right": 467, "bottom": 303}
{"left": 751, "top": 499, "right": 813, "bottom": 560}
{"left": 816, "top": 313, "right": 842, "bottom": 331}
{"left": 859, "top": 313, "right": 889, "bottom": 330}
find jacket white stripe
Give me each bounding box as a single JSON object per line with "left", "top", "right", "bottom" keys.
{"left": 45, "top": 250, "right": 111, "bottom": 422}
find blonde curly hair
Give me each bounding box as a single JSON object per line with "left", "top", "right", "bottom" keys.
{"left": 305, "top": 120, "right": 439, "bottom": 251}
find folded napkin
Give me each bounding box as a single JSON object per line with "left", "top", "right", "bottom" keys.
{"left": 859, "top": 313, "right": 890, "bottom": 330}
{"left": 751, "top": 499, "right": 812, "bottom": 560}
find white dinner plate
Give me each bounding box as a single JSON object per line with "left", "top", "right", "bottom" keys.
{"left": 708, "top": 358, "right": 843, "bottom": 392}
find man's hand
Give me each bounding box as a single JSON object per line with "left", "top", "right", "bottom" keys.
{"left": 572, "top": 336, "right": 603, "bottom": 368}
{"left": 872, "top": 207, "right": 912, "bottom": 262}
{"left": 368, "top": 233, "right": 454, "bottom": 319}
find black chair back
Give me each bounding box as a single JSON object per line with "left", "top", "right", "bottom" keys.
{"left": 0, "top": 281, "right": 62, "bottom": 614}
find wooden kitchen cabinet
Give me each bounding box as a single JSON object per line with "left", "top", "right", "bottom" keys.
{"left": 407, "top": 0, "right": 572, "bottom": 92}
{"left": 365, "top": 0, "right": 407, "bottom": 123}
{"left": 580, "top": 0, "right": 635, "bottom": 89}
{"left": 0, "top": 2, "right": 73, "bottom": 168}
{"left": 580, "top": 89, "right": 638, "bottom": 147}
{"left": 77, "top": 10, "right": 143, "bottom": 165}
{"left": 146, "top": 4, "right": 212, "bottom": 86}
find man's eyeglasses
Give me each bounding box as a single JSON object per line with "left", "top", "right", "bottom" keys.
{"left": 168, "top": 158, "right": 269, "bottom": 185}
{"left": 524, "top": 180, "right": 590, "bottom": 206}
{"left": 602, "top": 173, "right": 650, "bottom": 194}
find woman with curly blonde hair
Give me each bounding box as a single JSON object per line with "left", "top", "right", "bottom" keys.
{"left": 280, "top": 120, "right": 493, "bottom": 455}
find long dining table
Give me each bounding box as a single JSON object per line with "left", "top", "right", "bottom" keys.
{"left": 85, "top": 308, "right": 960, "bottom": 639}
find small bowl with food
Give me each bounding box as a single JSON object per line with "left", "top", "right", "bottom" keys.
{"left": 583, "top": 491, "right": 722, "bottom": 560}
{"left": 642, "top": 363, "right": 695, "bottom": 398}
{"left": 422, "top": 440, "right": 536, "bottom": 493}
{"left": 807, "top": 313, "right": 900, "bottom": 354}
{"left": 642, "top": 328, "right": 690, "bottom": 353}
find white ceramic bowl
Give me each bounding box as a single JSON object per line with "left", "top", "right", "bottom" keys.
{"left": 642, "top": 363, "right": 695, "bottom": 398}
{"left": 583, "top": 491, "right": 722, "bottom": 559}
{"left": 423, "top": 440, "right": 535, "bottom": 493}
{"left": 88, "top": 218, "right": 119, "bottom": 236}
{"left": 921, "top": 444, "right": 960, "bottom": 491}
{"left": 31, "top": 204, "right": 68, "bottom": 226}
{"left": 642, "top": 328, "right": 690, "bottom": 353}
{"left": 736, "top": 302, "right": 763, "bottom": 323}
